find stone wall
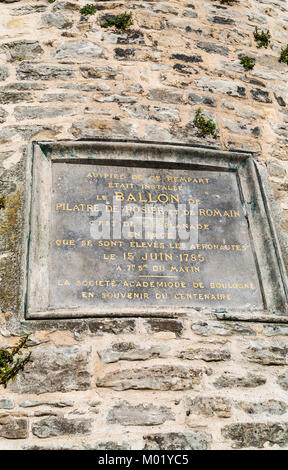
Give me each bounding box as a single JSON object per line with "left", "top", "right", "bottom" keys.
{"left": 0, "top": 0, "right": 288, "bottom": 450}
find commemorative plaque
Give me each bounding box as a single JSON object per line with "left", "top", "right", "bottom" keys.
{"left": 25, "top": 142, "right": 288, "bottom": 318}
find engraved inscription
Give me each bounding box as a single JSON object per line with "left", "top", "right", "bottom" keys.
{"left": 50, "top": 163, "right": 263, "bottom": 310}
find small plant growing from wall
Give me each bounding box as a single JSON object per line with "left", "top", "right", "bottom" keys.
{"left": 253, "top": 27, "right": 271, "bottom": 48}
{"left": 279, "top": 45, "right": 288, "bottom": 65}
{"left": 193, "top": 109, "right": 218, "bottom": 139}
{"left": 0, "top": 195, "right": 5, "bottom": 210}
{"left": 240, "top": 56, "right": 256, "bottom": 71}
{"left": 101, "top": 12, "right": 134, "bottom": 30}
{"left": 80, "top": 4, "right": 97, "bottom": 16}
{"left": 0, "top": 335, "right": 32, "bottom": 388}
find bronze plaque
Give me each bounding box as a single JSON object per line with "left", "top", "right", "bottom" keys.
{"left": 49, "top": 161, "right": 263, "bottom": 311}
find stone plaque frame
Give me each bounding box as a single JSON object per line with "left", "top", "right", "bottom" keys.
{"left": 24, "top": 140, "right": 288, "bottom": 319}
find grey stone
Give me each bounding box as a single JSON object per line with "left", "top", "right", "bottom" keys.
{"left": 144, "top": 431, "right": 211, "bottom": 450}
{"left": 32, "top": 416, "right": 92, "bottom": 438}
{"left": 2, "top": 40, "right": 43, "bottom": 62}
{"left": 185, "top": 396, "right": 232, "bottom": 418}
{"left": 96, "top": 365, "right": 205, "bottom": 391}
{"left": 222, "top": 423, "right": 288, "bottom": 448}
{"left": 188, "top": 93, "right": 216, "bottom": 107}
{"left": 178, "top": 348, "right": 231, "bottom": 362}
{"left": 94, "top": 94, "right": 137, "bottom": 104}
{"left": 53, "top": 1, "right": 79, "bottom": 11}
{"left": 103, "top": 30, "right": 145, "bottom": 45}
{"left": 222, "top": 118, "right": 261, "bottom": 137}
{"left": 264, "top": 325, "right": 288, "bottom": 336}
{"left": 41, "top": 13, "right": 72, "bottom": 29}
{"left": 144, "top": 123, "right": 174, "bottom": 141}
{"left": 214, "top": 372, "right": 266, "bottom": 389}
{"left": 12, "top": 125, "right": 61, "bottom": 140}
{"left": 195, "top": 77, "right": 246, "bottom": 98}
{"left": 251, "top": 88, "right": 272, "bottom": 103}
{"left": 114, "top": 48, "right": 135, "bottom": 60}
{"left": 0, "top": 91, "right": 33, "bottom": 104}
{"left": 0, "top": 398, "right": 14, "bottom": 409}
{"left": 9, "top": 346, "right": 91, "bottom": 394}
{"left": 266, "top": 160, "right": 287, "bottom": 179}
{"left": 70, "top": 119, "right": 136, "bottom": 139}
{"left": 208, "top": 16, "right": 235, "bottom": 25}
{"left": 171, "top": 53, "right": 203, "bottom": 63}
{"left": 148, "top": 89, "right": 185, "bottom": 104}
{"left": 54, "top": 41, "right": 104, "bottom": 59}
{"left": 40, "top": 93, "right": 86, "bottom": 103}
{"left": 19, "top": 400, "right": 73, "bottom": 408}
{"left": 120, "top": 104, "right": 180, "bottom": 122}
{"left": 196, "top": 41, "right": 229, "bottom": 56}
{"left": 242, "top": 341, "right": 288, "bottom": 365}
{"left": 87, "top": 441, "right": 131, "bottom": 450}
{"left": 98, "top": 343, "right": 169, "bottom": 363}
{"left": 16, "top": 63, "right": 75, "bottom": 81}
{"left": 0, "top": 418, "right": 28, "bottom": 439}
{"left": 14, "top": 106, "right": 76, "bottom": 121}
{"left": 183, "top": 9, "right": 198, "bottom": 18}
{"left": 237, "top": 400, "right": 287, "bottom": 416}
{"left": 80, "top": 65, "right": 120, "bottom": 80}
{"left": 11, "top": 4, "right": 47, "bottom": 15}
{"left": 191, "top": 321, "right": 256, "bottom": 336}
{"left": 87, "top": 319, "right": 136, "bottom": 335}
{"left": 106, "top": 400, "right": 175, "bottom": 425}
{"left": 277, "top": 370, "right": 288, "bottom": 390}
{"left": 0, "top": 82, "right": 47, "bottom": 91}
{"left": 0, "top": 108, "right": 7, "bottom": 124}
{"left": 144, "top": 319, "right": 184, "bottom": 336}
{"left": 0, "top": 67, "right": 9, "bottom": 81}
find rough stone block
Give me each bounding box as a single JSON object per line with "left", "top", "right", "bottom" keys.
{"left": 32, "top": 416, "right": 92, "bottom": 438}
{"left": 9, "top": 346, "right": 91, "bottom": 394}
{"left": 144, "top": 431, "right": 211, "bottom": 450}
{"left": 106, "top": 400, "right": 175, "bottom": 425}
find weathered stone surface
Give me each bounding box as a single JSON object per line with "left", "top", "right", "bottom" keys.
{"left": 185, "top": 396, "right": 232, "bottom": 418}
{"left": 0, "top": 107, "right": 7, "bottom": 124}
{"left": 19, "top": 401, "right": 73, "bottom": 408}
{"left": 16, "top": 63, "right": 75, "bottom": 81}
{"left": 144, "top": 431, "right": 211, "bottom": 450}
{"left": 191, "top": 321, "right": 255, "bottom": 336}
{"left": 237, "top": 400, "right": 287, "bottom": 416}
{"left": 97, "top": 365, "right": 205, "bottom": 391}
{"left": 214, "top": 372, "right": 266, "bottom": 389}
{"left": 178, "top": 348, "right": 231, "bottom": 362}
{"left": 222, "top": 423, "right": 288, "bottom": 448}
{"left": 148, "top": 89, "right": 185, "bottom": 104}
{"left": 188, "top": 92, "right": 216, "bottom": 107}
{"left": 0, "top": 67, "right": 9, "bottom": 81}
{"left": 144, "top": 319, "right": 184, "bottom": 336}
{"left": 106, "top": 400, "right": 175, "bottom": 425}
{"left": 120, "top": 103, "right": 180, "bottom": 122}
{"left": 196, "top": 42, "right": 229, "bottom": 56}
{"left": 277, "top": 370, "right": 288, "bottom": 390}
{"left": 87, "top": 441, "right": 131, "bottom": 450}
{"left": 54, "top": 41, "right": 104, "bottom": 59}
{"left": 80, "top": 65, "right": 120, "bottom": 80}
{"left": 70, "top": 119, "right": 136, "bottom": 139}
{"left": 251, "top": 88, "right": 272, "bottom": 103}
{"left": 195, "top": 77, "right": 246, "bottom": 98}
{"left": 14, "top": 106, "right": 76, "bottom": 121}
{"left": 3, "top": 41, "right": 44, "bottom": 62}
{"left": 40, "top": 93, "right": 86, "bottom": 103}
{"left": 0, "top": 91, "right": 33, "bottom": 104}
{"left": 171, "top": 53, "right": 203, "bottom": 63}
{"left": 87, "top": 319, "right": 136, "bottom": 335}
{"left": 94, "top": 94, "right": 137, "bottom": 104}
{"left": 9, "top": 346, "right": 91, "bottom": 394}
{"left": 242, "top": 341, "right": 288, "bottom": 365}
{"left": 0, "top": 418, "right": 28, "bottom": 439}
{"left": 264, "top": 325, "right": 288, "bottom": 336}
{"left": 98, "top": 343, "right": 169, "bottom": 363}
{"left": 0, "top": 398, "right": 14, "bottom": 409}
{"left": 32, "top": 416, "right": 92, "bottom": 438}
{"left": 41, "top": 13, "right": 72, "bottom": 29}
